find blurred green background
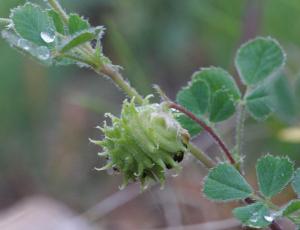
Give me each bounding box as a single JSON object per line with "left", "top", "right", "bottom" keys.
{"left": 1, "top": 0, "right": 300, "bottom": 229}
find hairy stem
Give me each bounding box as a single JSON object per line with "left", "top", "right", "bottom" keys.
{"left": 98, "top": 64, "right": 144, "bottom": 105}
{"left": 168, "top": 102, "right": 236, "bottom": 165}
{"left": 236, "top": 102, "right": 246, "bottom": 156}
{"left": 46, "top": 0, "right": 69, "bottom": 23}
{"left": 187, "top": 143, "right": 215, "bottom": 168}
{"left": 0, "top": 18, "right": 11, "bottom": 27}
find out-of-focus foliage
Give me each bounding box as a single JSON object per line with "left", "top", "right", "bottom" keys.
{"left": 1, "top": 0, "right": 300, "bottom": 228}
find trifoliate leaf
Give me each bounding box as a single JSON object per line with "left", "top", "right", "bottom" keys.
{"left": 256, "top": 155, "right": 294, "bottom": 198}
{"left": 245, "top": 84, "right": 273, "bottom": 120}
{"left": 282, "top": 200, "right": 300, "bottom": 225}
{"left": 193, "top": 67, "right": 241, "bottom": 100}
{"left": 203, "top": 163, "right": 253, "bottom": 201}
{"left": 233, "top": 202, "right": 271, "bottom": 228}
{"left": 292, "top": 168, "right": 300, "bottom": 197}
{"left": 11, "top": 3, "right": 56, "bottom": 46}
{"left": 235, "top": 37, "right": 285, "bottom": 85}
{"left": 193, "top": 67, "right": 241, "bottom": 122}
{"left": 68, "top": 13, "right": 90, "bottom": 34}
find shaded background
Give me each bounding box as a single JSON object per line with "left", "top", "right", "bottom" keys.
{"left": 1, "top": 0, "right": 300, "bottom": 229}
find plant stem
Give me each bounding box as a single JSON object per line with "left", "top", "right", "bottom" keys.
{"left": 48, "top": 1, "right": 144, "bottom": 105}
{"left": 168, "top": 102, "right": 236, "bottom": 165}
{"left": 187, "top": 143, "right": 215, "bottom": 168}
{"left": 236, "top": 102, "right": 246, "bottom": 156}
{"left": 0, "top": 18, "right": 11, "bottom": 27}
{"left": 46, "top": 0, "right": 69, "bottom": 23}
{"left": 98, "top": 64, "right": 144, "bottom": 105}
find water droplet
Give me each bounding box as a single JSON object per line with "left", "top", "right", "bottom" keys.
{"left": 264, "top": 215, "right": 274, "bottom": 222}
{"left": 18, "top": 39, "right": 30, "bottom": 51}
{"left": 36, "top": 46, "right": 50, "bottom": 60}
{"left": 250, "top": 213, "right": 259, "bottom": 223}
{"left": 40, "top": 30, "right": 55, "bottom": 43}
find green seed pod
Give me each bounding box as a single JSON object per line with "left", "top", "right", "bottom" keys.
{"left": 91, "top": 97, "right": 190, "bottom": 189}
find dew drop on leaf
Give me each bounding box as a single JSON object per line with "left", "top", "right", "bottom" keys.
{"left": 17, "top": 39, "right": 30, "bottom": 51}
{"left": 249, "top": 213, "right": 259, "bottom": 223}
{"left": 36, "top": 46, "right": 50, "bottom": 60}
{"left": 40, "top": 30, "right": 55, "bottom": 43}
{"left": 264, "top": 215, "right": 274, "bottom": 222}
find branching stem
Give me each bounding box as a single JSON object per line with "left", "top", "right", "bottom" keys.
{"left": 168, "top": 102, "right": 236, "bottom": 165}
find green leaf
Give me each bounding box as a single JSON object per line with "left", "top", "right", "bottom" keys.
{"left": 233, "top": 202, "right": 271, "bottom": 228}
{"left": 192, "top": 67, "right": 241, "bottom": 122}
{"left": 256, "top": 155, "right": 294, "bottom": 198}
{"left": 292, "top": 168, "right": 300, "bottom": 197}
{"left": 203, "top": 163, "right": 253, "bottom": 201}
{"left": 176, "top": 79, "right": 210, "bottom": 116}
{"left": 175, "top": 113, "right": 202, "bottom": 137}
{"left": 68, "top": 14, "right": 90, "bottom": 34}
{"left": 235, "top": 37, "right": 285, "bottom": 85}
{"left": 245, "top": 84, "right": 273, "bottom": 120}
{"left": 48, "top": 10, "right": 65, "bottom": 35}
{"left": 271, "top": 74, "right": 297, "bottom": 123}
{"left": 193, "top": 67, "right": 241, "bottom": 100}
{"left": 282, "top": 200, "right": 300, "bottom": 224}
{"left": 1, "top": 30, "right": 52, "bottom": 65}
{"left": 60, "top": 27, "right": 103, "bottom": 53}
{"left": 11, "top": 3, "right": 55, "bottom": 46}
{"left": 209, "top": 89, "right": 235, "bottom": 122}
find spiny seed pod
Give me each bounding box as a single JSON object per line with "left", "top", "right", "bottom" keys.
{"left": 90, "top": 97, "right": 190, "bottom": 189}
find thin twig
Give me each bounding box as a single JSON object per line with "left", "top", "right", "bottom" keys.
{"left": 168, "top": 102, "right": 236, "bottom": 165}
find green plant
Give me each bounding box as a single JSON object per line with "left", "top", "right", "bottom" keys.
{"left": 1, "top": 1, "right": 300, "bottom": 229}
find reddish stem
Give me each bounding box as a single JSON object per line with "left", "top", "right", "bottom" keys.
{"left": 169, "top": 102, "right": 236, "bottom": 165}
{"left": 169, "top": 102, "right": 282, "bottom": 230}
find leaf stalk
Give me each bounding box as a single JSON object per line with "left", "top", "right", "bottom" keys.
{"left": 168, "top": 102, "right": 236, "bottom": 165}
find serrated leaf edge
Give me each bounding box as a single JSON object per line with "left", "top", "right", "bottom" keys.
{"left": 202, "top": 162, "right": 253, "bottom": 202}
{"left": 256, "top": 154, "right": 294, "bottom": 198}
